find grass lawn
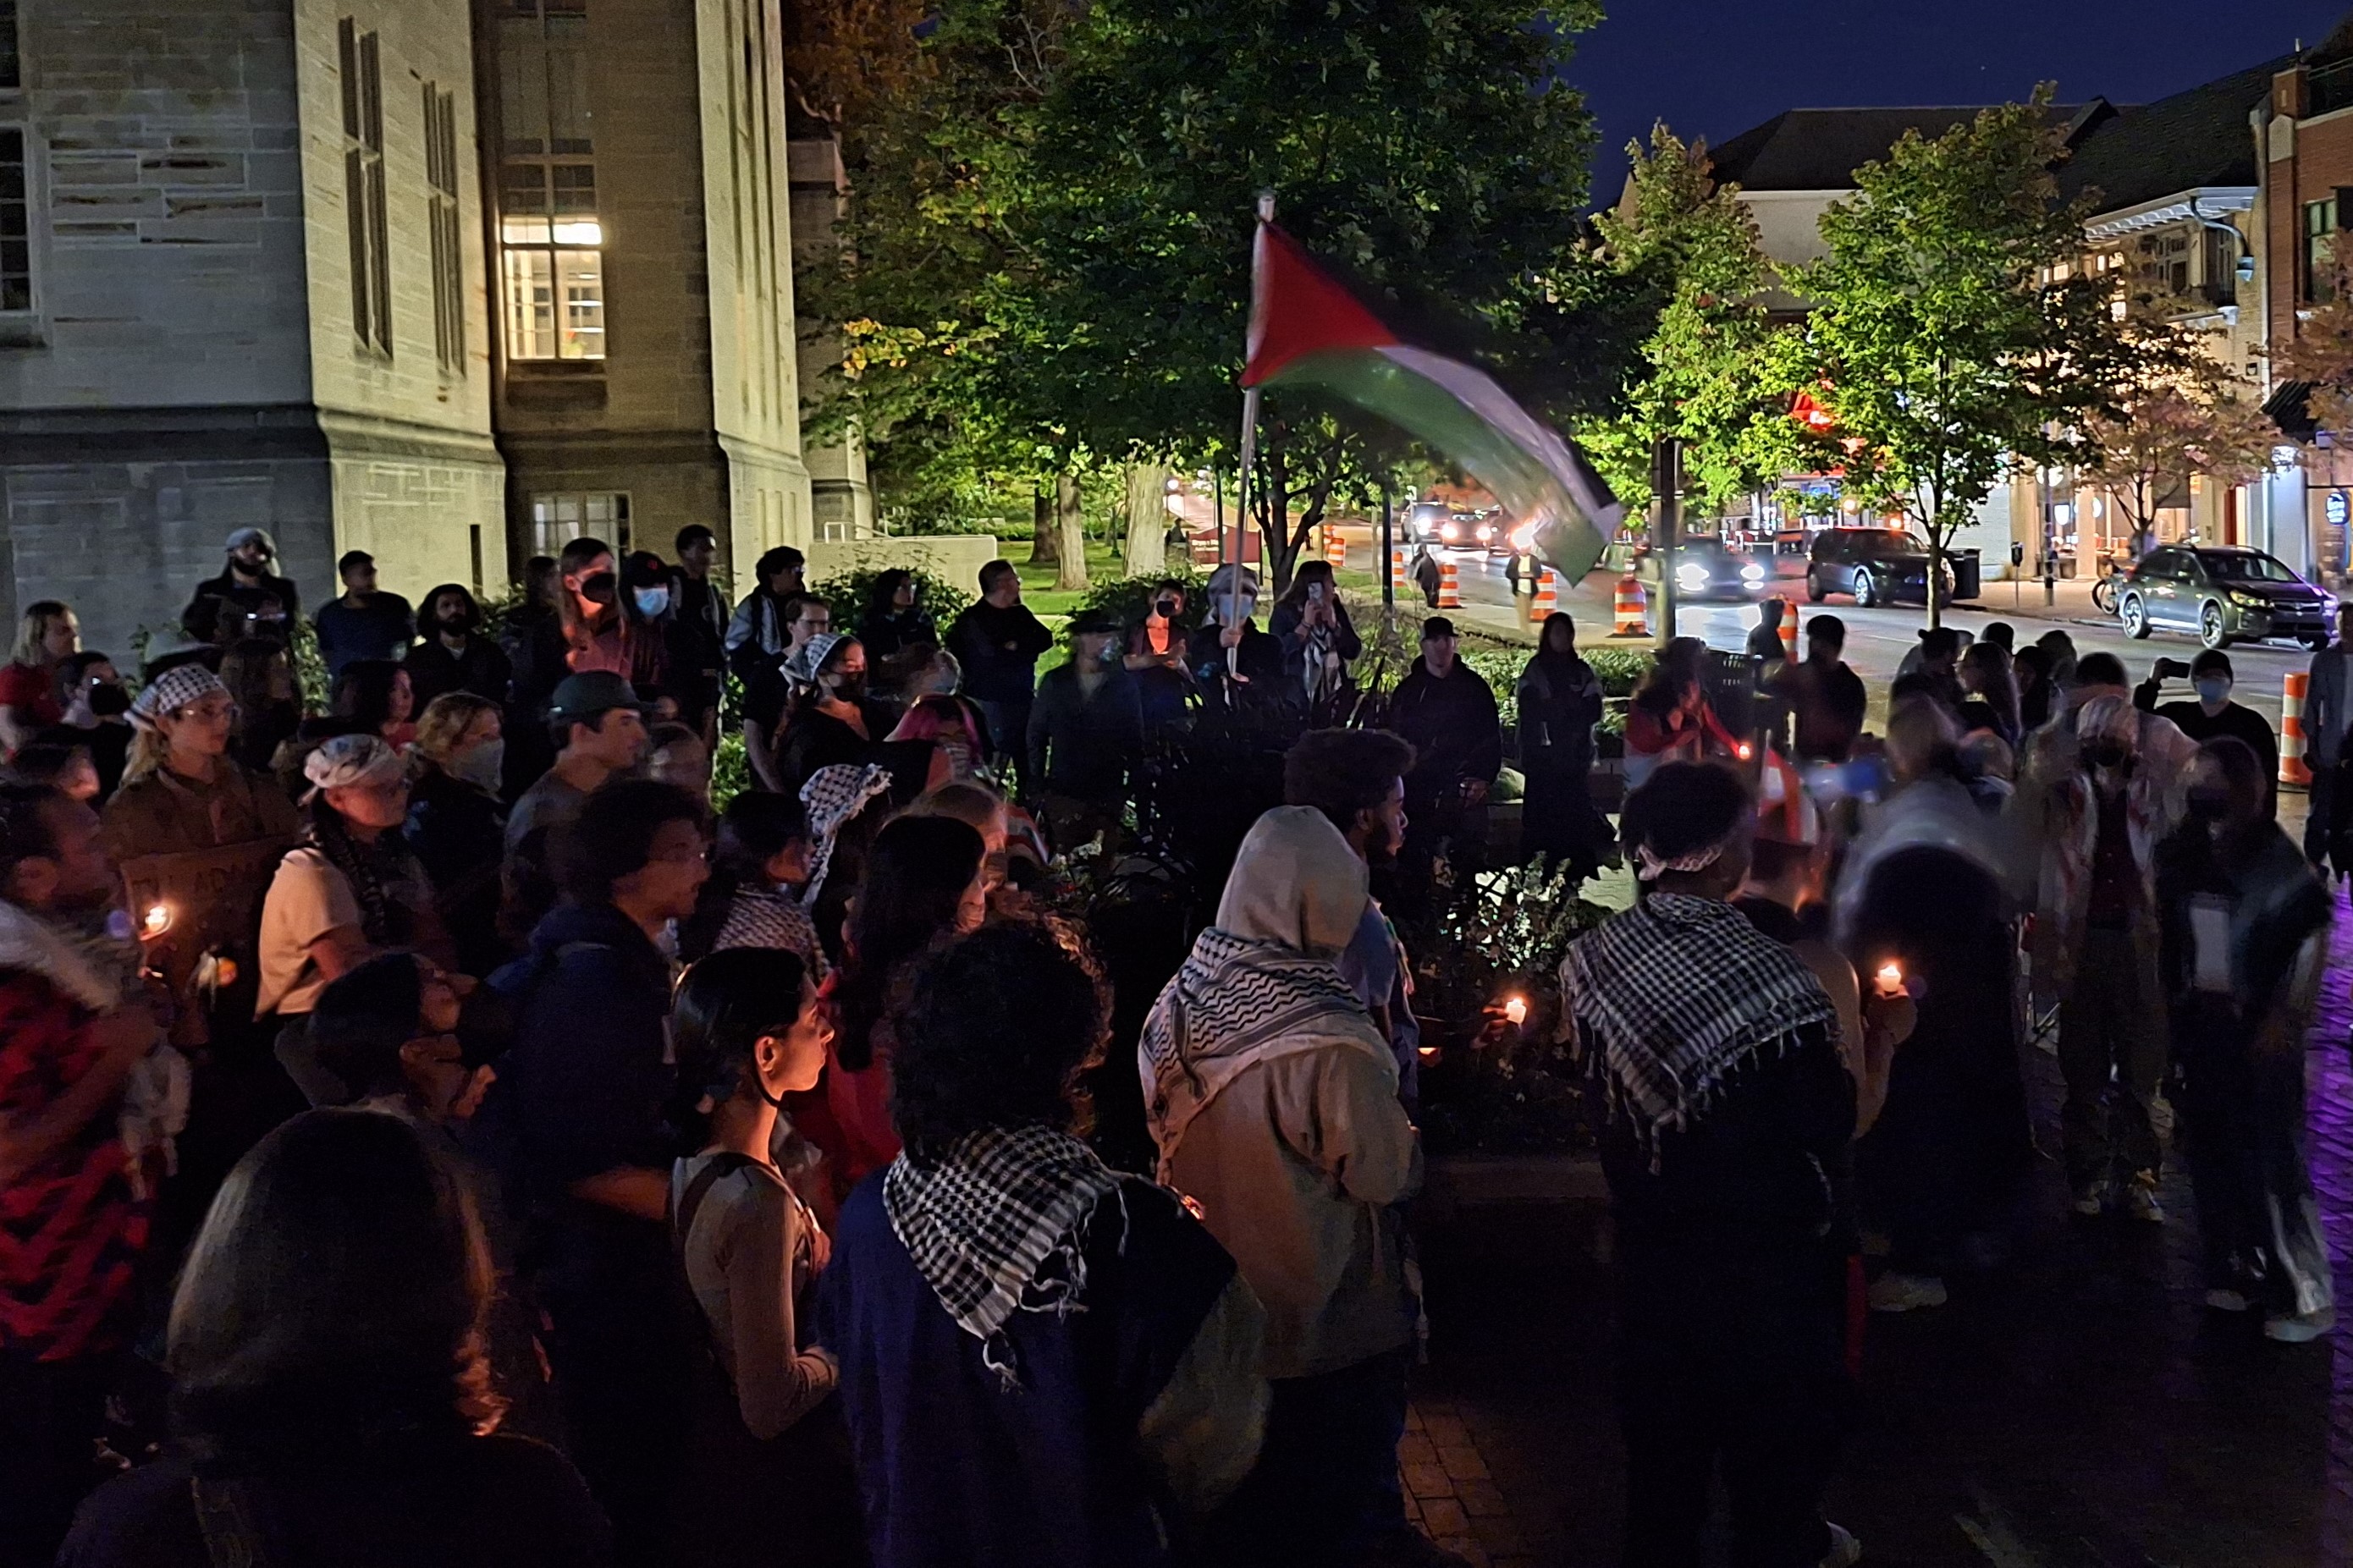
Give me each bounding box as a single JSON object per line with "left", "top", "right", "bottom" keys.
{"left": 1013, "top": 542, "right": 1127, "bottom": 619}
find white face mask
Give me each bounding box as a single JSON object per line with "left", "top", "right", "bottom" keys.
{"left": 634, "top": 586, "right": 671, "bottom": 619}
{"left": 451, "top": 738, "right": 505, "bottom": 793}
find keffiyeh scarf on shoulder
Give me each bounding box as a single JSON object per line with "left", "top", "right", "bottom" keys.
{"left": 882, "top": 1124, "right": 1123, "bottom": 1388}
{"left": 797, "top": 762, "right": 894, "bottom": 911}
{"left": 1138, "top": 925, "right": 1386, "bottom": 1175}
{"left": 1557, "top": 893, "right": 1837, "bottom": 1167}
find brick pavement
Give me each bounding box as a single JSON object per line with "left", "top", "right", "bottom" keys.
{"left": 1401, "top": 877, "right": 2353, "bottom": 1567}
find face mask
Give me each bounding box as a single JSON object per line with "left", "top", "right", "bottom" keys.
{"left": 1154, "top": 599, "right": 1177, "bottom": 619}
{"left": 830, "top": 674, "right": 868, "bottom": 705}
{"left": 1234, "top": 595, "right": 1257, "bottom": 622}
{"left": 633, "top": 586, "right": 671, "bottom": 619}
{"left": 2082, "top": 740, "right": 2131, "bottom": 773}
{"left": 581, "top": 571, "right": 619, "bottom": 605}
{"left": 87, "top": 684, "right": 130, "bottom": 718}
{"left": 2186, "top": 786, "right": 2231, "bottom": 821}
{"left": 451, "top": 738, "right": 506, "bottom": 793}
{"left": 2195, "top": 677, "right": 2231, "bottom": 707}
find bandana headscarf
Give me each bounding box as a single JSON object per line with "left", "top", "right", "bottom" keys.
{"left": 1557, "top": 893, "right": 1838, "bottom": 1168}
{"left": 881, "top": 1125, "right": 1123, "bottom": 1389}
{"left": 129, "top": 664, "right": 229, "bottom": 732}
{"left": 785, "top": 630, "right": 849, "bottom": 686}
{"left": 300, "top": 733, "right": 405, "bottom": 803}
{"left": 797, "top": 762, "right": 893, "bottom": 910}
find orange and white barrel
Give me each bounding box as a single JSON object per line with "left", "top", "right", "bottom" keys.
{"left": 1613, "top": 573, "right": 1648, "bottom": 637}
{"left": 1528, "top": 567, "right": 1558, "bottom": 623}
{"left": 1436, "top": 558, "right": 1462, "bottom": 609}
{"left": 1324, "top": 528, "right": 1347, "bottom": 569}
{"left": 2284, "top": 670, "right": 2314, "bottom": 786}
{"left": 1389, "top": 547, "right": 1408, "bottom": 595}
{"left": 1777, "top": 612, "right": 1799, "bottom": 662}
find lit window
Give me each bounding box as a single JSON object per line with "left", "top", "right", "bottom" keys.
{"left": 498, "top": 2, "right": 603, "bottom": 361}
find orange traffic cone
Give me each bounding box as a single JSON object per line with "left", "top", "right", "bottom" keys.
{"left": 1613, "top": 573, "right": 1648, "bottom": 637}
{"left": 1528, "top": 567, "right": 1558, "bottom": 623}
{"left": 1777, "top": 613, "right": 1798, "bottom": 662}
{"left": 1436, "top": 558, "right": 1462, "bottom": 609}
{"left": 2284, "top": 671, "right": 2314, "bottom": 786}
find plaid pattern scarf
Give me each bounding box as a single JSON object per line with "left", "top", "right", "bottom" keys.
{"left": 882, "top": 1124, "right": 1123, "bottom": 1388}
{"left": 1138, "top": 925, "right": 1384, "bottom": 1175}
{"left": 1558, "top": 893, "right": 1836, "bottom": 1166}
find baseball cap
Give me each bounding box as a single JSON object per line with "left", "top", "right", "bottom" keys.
{"left": 1067, "top": 608, "right": 1122, "bottom": 635}
{"left": 1420, "top": 616, "right": 1458, "bottom": 641}
{"left": 546, "top": 670, "right": 646, "bottom": 725}
{"left": 225, "top": 527, "right": 277, "bottom": 555}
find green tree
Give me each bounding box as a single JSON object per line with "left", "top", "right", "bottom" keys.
{"left": 1798, "top": 94, "right": 2129, "bottom": 625}
{"left": 1584, "top": 127, "right": 1801, "bottom": 523}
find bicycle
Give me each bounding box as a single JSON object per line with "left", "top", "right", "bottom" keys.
{"left": 2090, "top": 559, "right": 2124, "bottom": 616}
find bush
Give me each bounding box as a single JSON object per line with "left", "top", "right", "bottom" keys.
{"left": 809, "top": 565, "right": 975, "bottom": 642}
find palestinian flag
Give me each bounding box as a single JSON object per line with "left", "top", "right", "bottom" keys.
{"left": 1242, "top": 221, "right": 1625, "bottom": 579}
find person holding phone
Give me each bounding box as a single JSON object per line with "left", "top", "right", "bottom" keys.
{"left": 1123, "top": 580, "right": 1195, "bottom": 732}
{"left": 2134, "top": 650, "right": 2278, "bottom": 817}
{"left": 1269, "top": 561, "right": 1362, "bottom": 712}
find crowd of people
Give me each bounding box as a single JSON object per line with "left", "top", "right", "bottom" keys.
{"left": 0, "top": 524, "right": 2340, "bottom": 1568}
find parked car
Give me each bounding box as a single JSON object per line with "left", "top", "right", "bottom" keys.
{"left": 2115, "top": 545, "right": 2333, "bottom": 650}
{"left": 1672, "top": 537, "right": 1768, "bottom": 602}
{"left": 1805, "top": 527, "right": 1948, "bottom": 608}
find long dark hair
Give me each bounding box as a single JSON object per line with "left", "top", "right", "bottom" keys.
{"left": 556, "top": 536, "right": 617, "bottom": 651}
{"left": 679, "top": 791, "right": 809, "bottom": 961}
{"left": 310, "top": 793, "right": 421, "bottom": 948}
{"left": 670, "top": 947, "right": 812, "bottom": 1146}
{"left": 835, "top": 815, "right": 984, "bottom": 1071}
{"left": 168, "top": 1109, "right": 500, "bottom": 1460}
{"left": 863, "top": 569, "right": 918, "bottom": 627}
{"left": 1632, "top": 636, "right": 1709, "bottom": 721}
{"left": 331, "top": 660, "right": 409, "bottom": 735}
{"left": 1275, "top": 559, "right": 1336, "bottom": 614}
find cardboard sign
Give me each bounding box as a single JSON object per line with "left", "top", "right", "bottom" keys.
{"left": 118, "top": 838, "right": 294, "bottom": 1045}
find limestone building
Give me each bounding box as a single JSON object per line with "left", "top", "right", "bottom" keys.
{"left": 0, "top": 0, "right": 504, "bottom": 654}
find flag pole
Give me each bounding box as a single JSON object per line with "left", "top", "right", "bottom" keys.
{"left": 1231, "top": 190, "right": 1276, "bottom": 679}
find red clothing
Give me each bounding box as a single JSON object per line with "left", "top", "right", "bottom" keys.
{"left": 0, "top": 971, "right": 146, "bottom": 1362}
{"left": 0, "top": 661, "right": 64, "bottom": 732}
{"left": 1624, "top": 697, "right": 1741, "bottom": 762}
{"left": 785, "top": 973, "right": 902, "bottom": 1202}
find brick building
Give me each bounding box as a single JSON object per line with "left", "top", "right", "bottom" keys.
{"left": 0, "top": 0, "right": 505, "bottom": 655}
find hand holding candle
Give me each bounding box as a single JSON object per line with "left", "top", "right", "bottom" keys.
{"left": 1873, "top": 960, "right": 1904, "bottom": 1000}
{"left": 1503, "top": 994, "right": 1529, "bottom": 1027}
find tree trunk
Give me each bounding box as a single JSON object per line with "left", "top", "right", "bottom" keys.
{"left": 1028, "top": 487, "right": 1059, "bottom": 568}
{"left": 1055, "top": 473, "right": 1088, "bottom": 591}
{"left": 1122, "top": 465, "right": 1170, "bottom": 578}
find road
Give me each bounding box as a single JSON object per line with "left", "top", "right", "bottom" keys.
{"left": 1407, "top": 538, "right": 2318, "bottom": 734}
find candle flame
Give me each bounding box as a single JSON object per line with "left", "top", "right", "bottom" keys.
{"left": 141, "top": 903, "right": 171, "bottom": 938}
{"left": 1503, "top": 995, "right": 1529, "bottom": 1026}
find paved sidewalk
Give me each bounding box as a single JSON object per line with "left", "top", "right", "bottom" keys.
{"left": 1402, "top": 878, "right": 2353, "bottom": 1567}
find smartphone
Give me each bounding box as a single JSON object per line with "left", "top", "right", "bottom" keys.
{"left": 1308, "top": 583, "right": 1325, "bottom": 605}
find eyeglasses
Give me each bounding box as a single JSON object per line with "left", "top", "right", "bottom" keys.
{"left": 170, "top": 699, "right": 240, "bottom": 724}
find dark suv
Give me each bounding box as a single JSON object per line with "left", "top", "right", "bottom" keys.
{"left": 2114, "top": 545, "right": 2332, "bottom": 650}
{"left": 1804, "top": 528, "right": 1945, "bottom": 608}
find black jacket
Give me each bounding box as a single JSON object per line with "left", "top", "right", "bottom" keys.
{"left": 405, "top": 634, "right": 514, "bottom": 711}
{"left": 405, "top": 765, "right": 510, "bottom": 977}
{"left": 1391, "top": 657, "right": 1503, "bottom": 805}
{"left": 1028, "top": 663, "right": 1145, "bottom": 799}
{"left": 945, "top": 602, "right": 1055, "bottom": 703}
{"left": 184, "top": 570, "right": 301, "bottom": 641}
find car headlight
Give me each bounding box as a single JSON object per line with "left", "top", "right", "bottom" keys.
{"left": 2229, "top": 591, "right": 2263, "bottom": 608}
{"left": 1740, "top": 563, "right": 1765, "bottom": 582}
{"left": 1441, "top": 524, "right": 1460, "bottom": 542}
{"left": 1676, "top": 564, "right": 1709, "bottom": 589}
{"left": 1509, "top": 524, "right": 1535, "bottom": 551}
{"left": 1478, "top": 525, "right": 1495, "bottom": 542}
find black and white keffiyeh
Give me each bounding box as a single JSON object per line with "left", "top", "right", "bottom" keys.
{"left": 797, "top": 762, "right": 894, "bottom": 911}
{"left": 1557, "top": 893, "right": 1837, "bottom": 1164}
{"left": 882, "top": 1124, "right": 1123, "bottom": 1388}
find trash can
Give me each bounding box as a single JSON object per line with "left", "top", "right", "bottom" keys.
{"left": 1703, "top": 649, "right": 1756, "bottom": 740}
{"left": 1951, "top": 548, "right": 1982, "bottom": 602}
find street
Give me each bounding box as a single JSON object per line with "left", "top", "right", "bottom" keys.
{"left": 1347, "top": 529, "right": 2323, "bottom": 734}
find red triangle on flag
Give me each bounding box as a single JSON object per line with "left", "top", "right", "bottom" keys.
{"left": 1243, "top": 223, "right": 1399, "bottom": 388}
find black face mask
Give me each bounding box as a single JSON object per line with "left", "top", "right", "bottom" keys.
{"left": 1155, "top": 598, "right": 1178, "bottom": 619}
{"left": 830, "top": 674, "right": 868, "bottom": 706}
{"left": 87, "top": 684, "right": 130, "bottom": 718}
{"left": 580, "top": 571, "right": 619, "bottom": 605}
{"left": 2186, "top": 787, "right": 2231, "bottom": 821}
{"left": 2082, "top": 741, "right": 2131, "bottom": 773}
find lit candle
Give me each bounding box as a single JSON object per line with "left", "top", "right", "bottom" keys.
{"left": 141, "top": 903, "right": 171, "bottom": 938}
{"left": 1736, "top": 741, "right": 1755, "bottom": 762}
{"left": 1503, "top": 995, "right": 1529, "bottom": 1026}
{"left": 1875, "top": 961, "right": 1904, "bottom": 995}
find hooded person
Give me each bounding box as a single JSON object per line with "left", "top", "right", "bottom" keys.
{"left": 1184, "top": 564, "right": 1285, "bottom": 697}
{"left": 2014, "top": 690, "right": 2194, "bottom": 1219}
{"left": 1557, "top": 761, "right": 1865, "bottom": 1568}
{"left": 1139, "top": 805, "right": 1421, "bottom": 1567}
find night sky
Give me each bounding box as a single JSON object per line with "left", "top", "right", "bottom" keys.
{"left": 1568, "top": 0, "right": 2352, "bottom": 198}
